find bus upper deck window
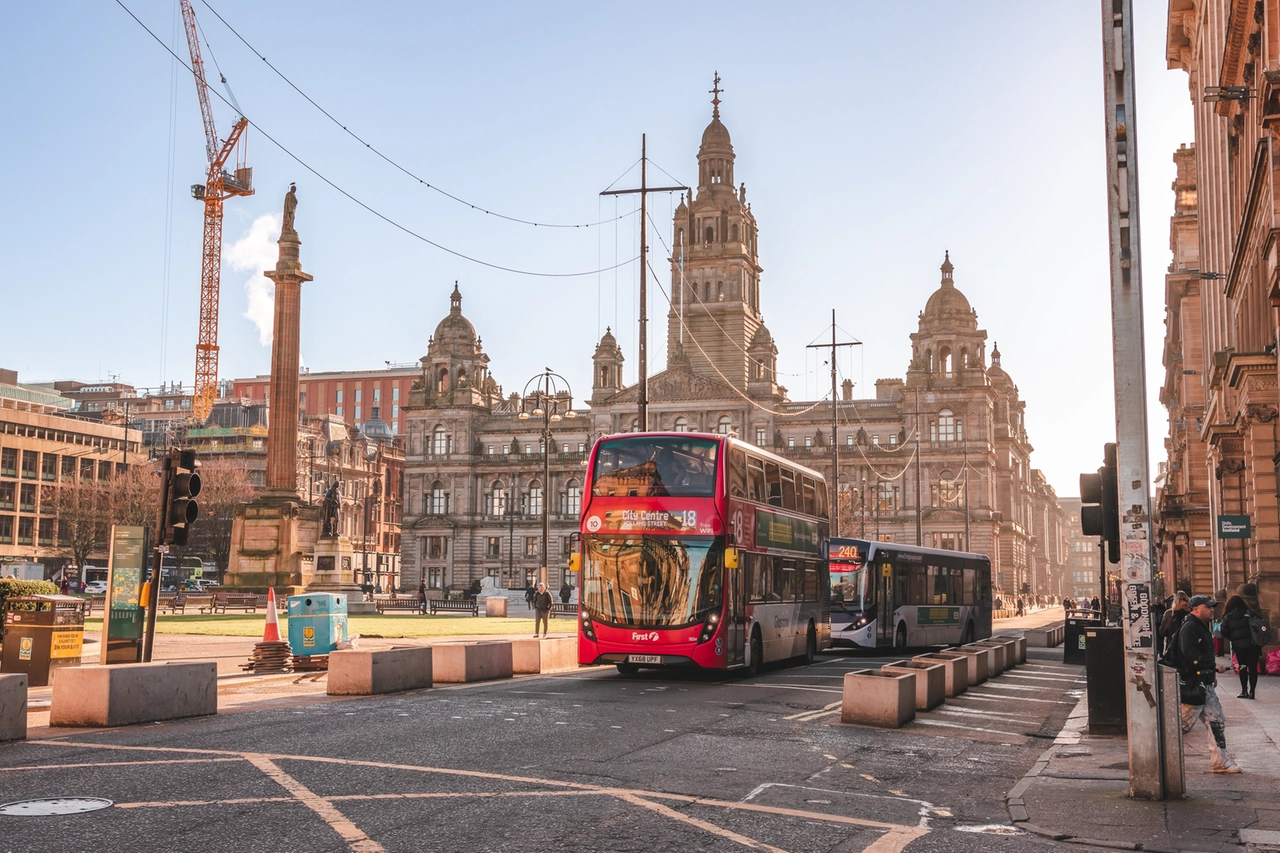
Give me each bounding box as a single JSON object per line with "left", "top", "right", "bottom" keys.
{"left": 765, "top": 462, "right": 782, "bottom": 506}
{"left": 747, "top": 457, "right": 766, "bottom": 503}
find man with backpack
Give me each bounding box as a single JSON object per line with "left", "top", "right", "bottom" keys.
{"left": 1177, "top": 595, "right": 1241, "bottom": 773}
{"left": 1159, "top": 591, "right": 1190, "bottom": 663}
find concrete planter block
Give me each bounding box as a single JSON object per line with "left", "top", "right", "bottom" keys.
{"left": 50, "top": 662, "right": 216, "bottom": 728}
{"left": 327, "top": 647, "right": 432, "bottom": 696}
{"left": 431, "top": 642, "right": 513, "bottom": 683}
{"left": 841, "top": 669, "right": 915, "bottom": 728}
{"left": 882, "top": 660, "right": 945, "bottom": 711}
{"left": 511, "top": 637, "right": 579, "bottom": 674}
{"left": 963, "top": 642, "right": 1003, "bottom": 676}
{"left": 0, "top": 673, "right": 27, "bottom": 742}
{"left": 484, "top": 597, "right": 508, "bottom": 618}
{"left": 944, "top": 647, "right": 989, "bottom": 685}
{"left": 1009, "top": 636, "right": 1027, "bottom": 665}
{"left": 911, "top": 652, "right": 968, "bottom": 698}
{"left": 980, "top": 637, "right": 1017, "bottom": 670}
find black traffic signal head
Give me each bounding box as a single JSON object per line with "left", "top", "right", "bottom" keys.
{"left": 166, "top": 448, "right": 201, "bottom": 546}
{"left": 1079, "top": 471, "right": 1103, "bottom": 536}
{"left": 1079, "top": 443, "right": 1120, "bottom": 563}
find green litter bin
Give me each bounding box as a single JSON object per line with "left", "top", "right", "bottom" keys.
{"left": 286, "top": 593, "right": 348, "bottom": 657}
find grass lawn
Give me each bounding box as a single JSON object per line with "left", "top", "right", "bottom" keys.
{"left": 79, "top": 613, "right": 564, "bottom": 638}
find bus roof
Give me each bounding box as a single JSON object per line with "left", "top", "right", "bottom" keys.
{"left": 592, "top": 431, "right": 826, "bottom": 482}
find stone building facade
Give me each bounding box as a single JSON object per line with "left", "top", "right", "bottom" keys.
{"left": 400, "top": 88, "right": 1067, "bottom": 598}
{"left": 1164, "top": 2, "right": 1280, "bottom": 616}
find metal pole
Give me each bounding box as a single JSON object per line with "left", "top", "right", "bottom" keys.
{"left": 639, "top": 135, "right": 648, "bottom": 432}
{"left": 915, "top": 388, "right": 923, "bottom": 547}
{"left": 543, "top": 379, "right": 551, "bottom": 588}
{"left": 830, "top": 310, "right": 839, "bottom": 535}
{"left": 1101, "top": 0, "right": 1163, "bottom": 799}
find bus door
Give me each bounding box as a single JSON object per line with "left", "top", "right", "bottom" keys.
{"left": 725, "top": 562, "right": 745, "bottom": 666}
{"left": 876, "top": 558, "right": 894, "bottom": 647}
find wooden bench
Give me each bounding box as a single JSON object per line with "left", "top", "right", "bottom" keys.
{"left": 186, "top": 594, "right": 215, "bottom": 614}
{"left": 375, "top": 595, "right": 423, "bottom": 614}
{"left": 212, "top": 592, "right": 258, "bottom": 614}
{"left": 85, "top": 595, "right": 106, "bottom": 617}
{"left": 429, "top": 597, "right": 479, "bottom": 616}
{"left": 550, "top": 602, "right": 577, "bottom": 618}
{"left": 158, "top": 594, "right": 187, "bottom": 615}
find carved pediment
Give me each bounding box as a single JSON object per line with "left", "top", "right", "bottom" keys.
{"left": 606, "top": 366, "right": 740, "bottom": 404}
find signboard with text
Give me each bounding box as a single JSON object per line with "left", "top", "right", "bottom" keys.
{"left": 101, "top": 525, "right": 147, "bottom": 665}
{"left": 1217, "top": 515, "right": 1251, "bottom": 539}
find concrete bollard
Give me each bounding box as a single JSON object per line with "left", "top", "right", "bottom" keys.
{"left": 1011, "top": 635, "right": 1027, "bottom": 664}
{"left": 944, "top": 647, "right": 989, "bottom": 686}
{"left": 483, "top": 597, "right": 508, "bottom": 618}
{"left": 0, "top": 673, "right": 27, "bottom": 742}
{"left": 511, "top": 637, "right": 578, "bottom": 674}
{"left": 50, "top": 662, "right": 216, "bottom": 727}
{"left": 911, "top": 652, "right": 968, "bottom": 697}
{"left": 983, "top": 637, "right": 1019, "bottom": 669}
{"left": 964, "top": 642, "right": 1003, "bottom": 676}
{"left": 882, "top": 660, "right": 946, "bottom": 711}
{"left": 841, "top": 669, "right": 915, "bottom": 728}
{"left": 328, "top": 647, "right": 433, "bottom": 696}
{"left": 431, "top": 641, "right": 513, "bottom": 683}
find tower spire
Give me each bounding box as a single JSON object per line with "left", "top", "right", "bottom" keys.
{"left": 710, "top": 71, "right": 722, "bottom": 119}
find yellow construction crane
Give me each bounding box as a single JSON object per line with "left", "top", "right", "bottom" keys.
{"left": 180, "top": 0, "right": 253, "bottom": 422}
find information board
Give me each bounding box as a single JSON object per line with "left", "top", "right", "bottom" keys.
{"left": 101, "top": 525, "right": 148, "bottom": 665}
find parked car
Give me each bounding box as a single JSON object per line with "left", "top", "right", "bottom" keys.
{"left": 84, "top": 580, "right": 108, "bottom": 594}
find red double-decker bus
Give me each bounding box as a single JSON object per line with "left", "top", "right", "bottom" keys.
{"left": 576, "top": 432, "right": 831, "bottom": 674}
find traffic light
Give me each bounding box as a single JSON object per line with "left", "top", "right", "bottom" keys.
{"left": 165, "top": 448, "right": 201, "bottom": 546}
{"left": 1078, "top": 443, "right": 1119, "bottom": 564}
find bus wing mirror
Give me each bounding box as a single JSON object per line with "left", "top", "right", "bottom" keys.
{"left": 568, "top": 554, "right": 581, "bottom": 573}
{"left": 724, "top": 548, "right": 740, "bottom": 570}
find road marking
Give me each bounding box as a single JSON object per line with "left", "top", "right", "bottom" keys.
{"left": 742, "top": 684, "right": 843, "bottom": 695}
{"left": 1, "top": 758, "right": 242, "bottom": 772}
{"left": 244, "top": 754, "right": 385, "bottom": 853}
{"left": 912, "top": 719, "right": 1028, "bottom": 737}
{"left": 21, "top": 739, "right": 927, "bottom": 852}
{"left": 784, "top": 701, "right": 841, "bottom": 720}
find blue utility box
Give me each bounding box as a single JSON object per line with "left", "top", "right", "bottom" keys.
{"left": 287, "top": 593, "right": 348, "bottom": 657}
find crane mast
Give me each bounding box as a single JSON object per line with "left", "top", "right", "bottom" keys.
{"left": 180, "top": 0, "right": 253, "bottom": 423}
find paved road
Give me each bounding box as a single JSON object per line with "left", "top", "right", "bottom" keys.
{"left": 1, "top": 636, "right": 1084, "bottom": 853}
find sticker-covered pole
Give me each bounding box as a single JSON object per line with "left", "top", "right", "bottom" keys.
{"left": 1100, "top": 0, "right": 1164, "bottom": 799}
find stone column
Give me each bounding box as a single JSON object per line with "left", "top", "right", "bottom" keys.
{"left": 263, "top": 222, "right": 312, "bottom": 497}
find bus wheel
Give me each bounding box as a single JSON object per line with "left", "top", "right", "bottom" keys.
{"left": 616, "top": 662, "right": 639, "bottom": 675}
{"left": 962, "top": 621, "right": 975, "bottom": 645}
{"left": 803, "top": 624, "right": 817, "bottom": 664}
{"left": 894, "top": 623, "right": 907, "bottom": 650}
{"left": 747, "top": 630, "right": 763, "bottom": 677}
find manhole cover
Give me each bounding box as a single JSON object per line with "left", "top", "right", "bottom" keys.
{"left": 0, "top": 798, "right": 114, "bottom": 816}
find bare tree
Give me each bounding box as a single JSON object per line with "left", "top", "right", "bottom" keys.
{"left": 47, "top": 479, "right": 109, "bottom": 571}
{"left": 185, "top": 457, "right": 258, "bottom": 582}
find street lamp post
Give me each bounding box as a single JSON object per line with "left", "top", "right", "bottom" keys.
{"left": 518, "top": 369, "right": 575, "bottom": 588}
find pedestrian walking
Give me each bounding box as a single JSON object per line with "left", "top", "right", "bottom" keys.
{"left": 417, "top": 580, "right": 428, "bottom": 615}
{"left": 1220, "top": 595, "right": 1264, "bottom": 699}
{"left": 532, "top": 582, "right": 553, "bottom": 638}
{"left": 1090, "top": 596, "right": 1100, "bottom": 615}
{"left": 1159, "top": 591, "right": 1191, "bottom": 662}
{"left": 1015, "top": 597, "right": 1025, "bottom": 617}
{"left": 1178, "top": 594, "right": 1241, "bottom": 773}
{"left": 559, "top": 581, "right": 572, "bottom": 604}
{"left": 524, "top": 583, "right": 536, "bottom": 609}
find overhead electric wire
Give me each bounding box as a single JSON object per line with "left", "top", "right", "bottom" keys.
{"left": 116, "top": 0, "right": 638, "bottom": 279}
{"left": 199, "top": 0, "right": 638, "bottom": 231}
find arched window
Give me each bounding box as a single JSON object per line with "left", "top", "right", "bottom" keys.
{"left": 431, "top": 425, "right": 449, "bottom": 455}
{"left": 527, "top": 481, "right": 543, "bottom": 517}
{"left": 731, "top": 223, "right": 739, "bottom": 241}
{"left": 630, "top": 417, "right": 640, "bottom": 432}
{"left": 703, "top": 282, "right": 711, "bottom": 302}
{"left": 705, "top": 226, "right": 714, "bottom": 243}
{"left": 939, "top": 347, "right": 953, "bottom": 375}
{"left": 487, "top": 481, "right": 506, "bottom": 517}
{"left": 754, "top": 359, "right": 764, "bottom": 380}
{"left": 563, "top": 479, "right": 582, "bottom": 516}
{"left": 717, "top": 282, "right": 724, "bottom": 301}
{"left": 436, "top": 367, "right": 449, "bottom": 393}
{"left": 717, "top": 415, "right": 733, "bottom": 435}
{"left": 429, "top": 481, "right": 447, "bottom": 515}
{"left": 457, "top": 367, "right": 469, "bottom": 387}
{"left": 673, "top": 416, "right": 689, "bottom": 432}
{"left": 932, "top": 409, "right": 961, "bottom": 443}
{"left": 933, "top": 470, "right": 961, "bottom": 507}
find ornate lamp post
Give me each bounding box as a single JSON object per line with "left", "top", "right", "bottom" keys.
{"left": 518, "top": 369, "right": 576, "bottom": 587}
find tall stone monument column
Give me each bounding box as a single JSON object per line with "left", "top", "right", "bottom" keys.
{"left": 265, "top": 184, "right": 310, "bottom": 497}
{"left": 226, "top": 185, "right": 320, "bottom": 593}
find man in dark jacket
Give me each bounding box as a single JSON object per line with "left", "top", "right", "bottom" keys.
{"left": 1179, "top": 595, "right": 1240, "bottom": 773}
{"left": 532, "top": 582, "right": 554, "bottom": 638}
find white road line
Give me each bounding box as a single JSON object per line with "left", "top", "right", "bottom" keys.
{"left": 784, "top": 701, "right": 842, "bottom": 720}
{"left": 913, "top": 719, "right": 1028, "bottom": 737}
{"left": 742, "top": 684, "right": 844, "bottom": 695}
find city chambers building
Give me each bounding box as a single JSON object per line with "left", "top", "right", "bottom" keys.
{"left": 400, "top": 89, "right": 1067, "bottom": 599}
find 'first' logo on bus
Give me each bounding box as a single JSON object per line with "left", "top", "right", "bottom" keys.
{"left": 630, "top": 631, "right": 659, "bottom": 642}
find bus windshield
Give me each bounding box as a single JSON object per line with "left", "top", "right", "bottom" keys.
{"left": 591, "top": 436, "right": 719, "bottom": 498}
{"left": 829, "top": 563, "right": 867, "bottom": 610}
{"left": 582, "top": 535, "right": 722, "bottom": 628}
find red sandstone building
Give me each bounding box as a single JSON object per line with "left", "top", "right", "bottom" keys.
{"left": 230, "top": 366, "right": 418, "bottom": 438}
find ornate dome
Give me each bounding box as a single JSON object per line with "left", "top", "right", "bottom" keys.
{"left": 749, "top": 323, "right": 774, "bottom": 350}
{"left": 700, "top": 117, "right": 733, "bottom": 152}
{"left": 922, "top": 251, "right": 973, "bottom": 319}
{"left": 361, "top": 406, "right": 394, "bottom": 445}
{"left": 431, "top": 283, "right": 480, "bottom": 356}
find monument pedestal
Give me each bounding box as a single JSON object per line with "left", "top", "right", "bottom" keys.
{"left": 225, "top": 494, "right": 319, "bottom": 595}
{"left": 309, "top": 536, "right": 377, "bottom": 614}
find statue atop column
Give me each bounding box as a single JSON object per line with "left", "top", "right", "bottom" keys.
{"left": 321, "top": 480, "right": 340, "bottom": 538}
{"left": 282, "top": 182, "right": 298, "bottom": 234}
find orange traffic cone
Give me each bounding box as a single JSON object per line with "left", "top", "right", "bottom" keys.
{"left": 262, "top": 588, "right": 281, "bottom": 643}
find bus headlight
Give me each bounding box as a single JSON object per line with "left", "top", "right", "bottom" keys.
{"left": 697, "top": 613, "right": 719, "bottom": 644}
{"left": 580, "top": 610, "right": 596, "bottom": 642}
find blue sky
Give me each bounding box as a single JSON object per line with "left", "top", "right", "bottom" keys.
{"left": 0, "top": 1, "right": 1192, "bottom": 496}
